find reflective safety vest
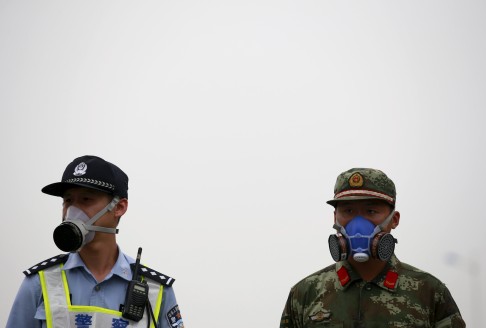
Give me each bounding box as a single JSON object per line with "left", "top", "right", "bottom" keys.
{"left": 38, "top": 264, "right": 164, "bottom": 328}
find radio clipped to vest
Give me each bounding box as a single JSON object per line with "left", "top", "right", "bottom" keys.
{"left": 122, "top": 247, "right": 149, "bottom": 322}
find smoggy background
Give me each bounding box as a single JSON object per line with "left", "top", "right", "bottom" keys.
{"left": 1, "top": 1, "right": 485, "bottom": 327}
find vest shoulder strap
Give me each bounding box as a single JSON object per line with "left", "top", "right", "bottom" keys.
{"left": 131, "top": 263, "right": 175, "bottom": 287}
{"left": 23, "top": 253, "right": 69, "bottom": 276}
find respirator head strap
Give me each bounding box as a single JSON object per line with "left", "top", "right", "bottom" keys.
{"left": 85, "top": 196, "right": 120, "bottom": 226}
{"left": 88, "top": 226, "right": 119, "bottom": 234}
{"left": 333, "top": 222, "right": 348, "bottom": 237}
{"left": 83, "top": 196, "right": 120, "bottom": 235}
{"left": 374, "top": 210, "right": 395, "bottom": 234}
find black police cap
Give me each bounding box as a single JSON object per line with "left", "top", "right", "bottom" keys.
{"left": 42, "top": 155, "right": 129, "bottom": 199}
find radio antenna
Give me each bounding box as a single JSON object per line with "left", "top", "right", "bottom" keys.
{"left": 133, "top": 247, "right": 142, "bottom": 281}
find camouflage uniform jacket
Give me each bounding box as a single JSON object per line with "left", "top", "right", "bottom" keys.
{"left": 280, "top": 255, "right": 465, "bottom": 328}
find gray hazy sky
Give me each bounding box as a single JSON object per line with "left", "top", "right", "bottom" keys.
{"left": 1, "top": 1, "right": 485, "bottom": 327}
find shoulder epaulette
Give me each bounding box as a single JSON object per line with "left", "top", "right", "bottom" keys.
{"left": 23, "top": 254, "right": 69, "bottom": 276}
{"left": 130, "top": 263, "right": 175, "bottom": 287}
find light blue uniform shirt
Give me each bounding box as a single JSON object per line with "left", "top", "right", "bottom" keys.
{"left": 6, "top": 248, "right": 182, "bottom": 328}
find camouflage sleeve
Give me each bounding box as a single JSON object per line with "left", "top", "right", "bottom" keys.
{"left": 434, "top": 284, "right": 465, "bottom": 328}
{"left": 280, "top": 290, "right": 299, "bottom": 328}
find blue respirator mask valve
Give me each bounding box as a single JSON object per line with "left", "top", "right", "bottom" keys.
{"left": 328, "top": 211, "right": 397, "bottom": 262}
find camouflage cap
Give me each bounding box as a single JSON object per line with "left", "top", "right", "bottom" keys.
{"left": 326, "top": 168, "right": 396, "bottom": 207}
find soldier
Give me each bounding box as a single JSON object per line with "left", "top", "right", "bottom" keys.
{"left": 7, "top": 155, "right": 184, "bottom": 328}
{"left": 280, "top": 168, "right": 465, "bottom": 327}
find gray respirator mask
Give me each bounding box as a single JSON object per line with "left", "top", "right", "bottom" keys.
{"left": 53, "top": 197, "right": 120, "bottom": 252}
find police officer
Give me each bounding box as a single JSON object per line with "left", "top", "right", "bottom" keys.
{"left": 280, "top": 168, "right": 465, "bottom": 327}
{"left": 7, "top": 155, "right": 184, "bottom": 328}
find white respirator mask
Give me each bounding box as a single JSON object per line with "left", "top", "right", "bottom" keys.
{"left": 53, "top": 197, "right": 120, "bottom": 252}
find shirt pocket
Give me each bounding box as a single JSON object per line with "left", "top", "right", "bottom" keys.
{"left": 34, "top": 304, "right": 48, "bottom": 328}
{"left": 306, "top": 322, "right": 344, "bottom": 327}
{"left": 34, "top": 304, "right": 46, "bottom": 320}
{"left": 359, "top": 321, "right": 429, "bottom": 328}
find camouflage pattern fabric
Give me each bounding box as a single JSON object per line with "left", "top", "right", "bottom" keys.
{"left": 280, "top": 255, "right": 465, "bottom": 327}
{"left": 327, "top": 168, "right": 397, "bottom": 207}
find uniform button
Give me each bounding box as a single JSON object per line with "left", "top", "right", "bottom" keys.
{"left": 365, "top": 283, "right": 372, "bottom": 291}
{"left": 94, "top": 285, "right": 101, "bottom": 291}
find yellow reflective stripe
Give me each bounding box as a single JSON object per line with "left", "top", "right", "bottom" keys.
{"left": 139, "top": 266, "right": 165, "bottom": 328}
{"left": 69, "top": 305, "right": 122, "bottom": 316}
{"left": 151, "top": 285, "right": 164, "bottom": 328}
{"left": 60, "top": 264, "right": 71, "bottom": 306}
{"left": 38, "top": 270, "right": 53, "bottom": 328}
{"left": 39, "top": 263, "right": 164, "bottom": 327}
{"left": 60, "top": 262, "right": 123, "bottom": 316}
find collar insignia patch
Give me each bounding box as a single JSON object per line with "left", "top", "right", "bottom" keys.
{"left": 384, "top": 270, "right": 399, "bottom": 289}
{"left": 337, "top": 266, "right": 350, "bottom": 286}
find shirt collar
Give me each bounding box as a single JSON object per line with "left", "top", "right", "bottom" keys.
{"left": 62, "top": 246, "right": 134, "bottom": 282}
{"left": 335, "top": 261, "right": 361, "bottom": 290}
{"left": 374, "top": 254, "right": 400, "bottom": 292}
{"left": 336, "top": 254, "right": 401, "bottom": 292}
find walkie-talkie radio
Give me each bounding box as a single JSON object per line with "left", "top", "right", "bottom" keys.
{"left": 122, "top": 247, "right": 149, "bottom": 321}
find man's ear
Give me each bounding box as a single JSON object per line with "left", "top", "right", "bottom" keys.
{"left": 391, "top": 211, "right": 400, "bottom": 229}
{"left": 114, "top": 198, "right": 128, "bottom": 218}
